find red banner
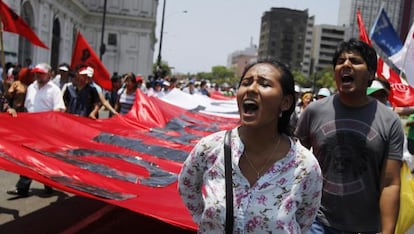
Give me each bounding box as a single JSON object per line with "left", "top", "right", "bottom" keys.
{"left": 71, "top": 32, "right": 112, "bottom": 90}
{"left": 0, "top": 90, "right": 239, "bottom": 231}
{"left": 0, "top": 1, "right": 48, "bottom": 49}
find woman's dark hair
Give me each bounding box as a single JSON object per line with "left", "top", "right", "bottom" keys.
{"left": 239, "top": 59, "right": 296, "bottom": 136}
{"left": 332, "top": 38, "right": 377, "bottom": 74}
{"left": 123, "top": 72, "right": 137, "bottom": 88}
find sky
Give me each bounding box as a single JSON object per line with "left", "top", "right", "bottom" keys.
{"left": 153, "top": 0, "right": 340, "bottom": 74}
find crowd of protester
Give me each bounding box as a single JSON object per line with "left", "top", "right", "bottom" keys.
{"left": 0, "top": 61, "right": 237, "bottom": 120}
{"left": 2, "top": 38, "right": 414, "bottom": 233}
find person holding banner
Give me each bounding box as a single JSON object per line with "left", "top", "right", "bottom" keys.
{"left": 63, "top": 65, "right": 101, "bottom": 119}
{"left": 295, "top": 39, "right": 404, "bottom": 234}
{"left": 115, "top": 72, "right": 138, "bottom": 115}
{"left": 7, "top": 63, "right": 66, "bottom": 197}
{"left": 81, "top": 66, "right": 118, "bottom": 118}
{"left": 178, "top": 59, "right": 322, "bottom": 233}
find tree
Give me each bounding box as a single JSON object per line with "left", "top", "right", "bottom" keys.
{"left": 292, "top": 70, "right": 312, "bottom": 88}
{"left": 314, "top": 67, "right": 336, "bottom": 91}
{"left": 197, "top": 72, "right": 213, "bottom": 81}
{"left": 197, "top": 65, "right": 238, "bottom": 86}
{"left": 152, "top": 62, "right": 171, "bottom": 78}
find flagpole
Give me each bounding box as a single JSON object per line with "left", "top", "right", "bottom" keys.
{"left": 156, "top": 0, "right": 166, "bottom": 71}
{"left": 0, "top": 17, "right": 5, "bottom": 81}
{"left": 99, "top": 0, "right": 107, "bottom": 61}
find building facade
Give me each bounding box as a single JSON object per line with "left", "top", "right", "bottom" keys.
{"left": 258, "top": 8, "right": 312, "bottom": 73}
{"left": 301, "top": 15, "right": 315, "bottom": 77}
{"left": 311, "top": 25, "right": 346, "bottom": 72}
{"left": 3, "top": 0, "right": 158, "bottom": 78}
{"left": 227, "top": 39, "right": 258, "bottom": 78}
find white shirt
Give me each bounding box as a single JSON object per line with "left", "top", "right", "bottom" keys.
{"left": 25, "top": 80, "right": 66, "bottom": 113}
{"left": 178, "top": 128, "right": 323, "bottom": 233}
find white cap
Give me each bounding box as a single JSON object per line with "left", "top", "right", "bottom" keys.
{"left": 317, "top": 88, "right": 331, "bottom": 97}
{"left": 79, "top": 66, "right": 94, "bottom": 78}
{"left": 32, "top": 63, "right": 51, "bottom": 74}
{"left": 59, "top": 66, "right": 69, "bottom": 72}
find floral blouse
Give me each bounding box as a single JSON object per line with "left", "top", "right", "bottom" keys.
{"left": 178, "top": 128, "right": 322, "bottom": 233}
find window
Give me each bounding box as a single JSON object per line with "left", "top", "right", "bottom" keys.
{"left": 108, "top": 33, "right": 117, "bottom": 46}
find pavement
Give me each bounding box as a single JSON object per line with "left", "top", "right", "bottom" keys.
{"left": 0, "top": 170, "right": 195, "bottom": 233}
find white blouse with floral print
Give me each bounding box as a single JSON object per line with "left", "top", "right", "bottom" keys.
{"left": 178, "top": 128, "right": 322, "bottom": 234}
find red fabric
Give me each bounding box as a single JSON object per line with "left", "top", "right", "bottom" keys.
{"left": 0, "top": 1, "right": 48, "bottom": 49}
{"left": 356, "top": 9, "right": 372, "bottom": 46}
{"left": 0, "top": 92, "right": 239, "bottom": 231}
{"left": 71, "top": 32, "right": 112, "bottom": 91}
{"left": 209, "top": 90, "right": 236, "bottom": 100}
{"left": 356, "top": 9, "right": 414, "bottom": 107}
{"left": 377, "top": 58, "right": 414, "bottom": 106}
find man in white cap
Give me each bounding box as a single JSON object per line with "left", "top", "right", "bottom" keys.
{"left": 52, "top": 63, "right": 71, "bottom": 90}
{"left": 82, "top": 66, "right": 118, "bottom": 117}
{"left": 63, "top": 65, "right": 101, "bottom": 118}
{"left": 7, "top": 62, "right": 65, "bottom": 197}
{"left": 316, "top": 87, "right": 331, "bottom": 100}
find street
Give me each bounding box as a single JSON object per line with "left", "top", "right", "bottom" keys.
{"left": 0, "top": 170, "right": 195, "bottom": 233}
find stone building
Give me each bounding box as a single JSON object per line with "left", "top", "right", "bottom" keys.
{"left": 258, "top": 8, "right": 312, "bottom": 73}
{"left": 3, "top": 0, "right": 158, "bottom": 78}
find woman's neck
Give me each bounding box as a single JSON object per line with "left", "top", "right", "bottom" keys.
{"left": 239, "top": 126, "right": 280, "bottom": 150}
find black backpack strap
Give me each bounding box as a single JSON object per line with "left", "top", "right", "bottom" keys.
{"left": 224, "top": 129, "right": 233, "bottom": 234}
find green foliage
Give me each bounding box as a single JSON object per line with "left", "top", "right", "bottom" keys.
{"left": 152, "top": 62, "right": 171, "bottom": 78}
{"left": 197, "top": 65, "right": 238, "bottom": 86}
{"left": 314, "top": 67, "right": 336, "bottom": 91}
{"left": 197, "top": 72, "right": 213, "bottom": 81}
{"left": 292, "top": 68, "right": 336, "bottom": 91}
{"left": 292, "top": 70, "right": 312, "bottom": 88}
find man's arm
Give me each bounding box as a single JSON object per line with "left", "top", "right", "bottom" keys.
{"left": 98, "top": 92, "right": 118, "bottom": 116}
{"left": 88, "top": 87, "right": 103, "bottom": 119}
{"left": 379, "top": 159, "right": 401, "bottom": 234}
{"left": 88, "top": 103, "right": 100, "bottom": 119}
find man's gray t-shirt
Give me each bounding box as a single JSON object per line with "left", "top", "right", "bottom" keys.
{"left": 295, "top": 94, "right": 404, "bottom": 232}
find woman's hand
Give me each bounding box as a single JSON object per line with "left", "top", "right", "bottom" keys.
{"left": 7, "top": 108, "right": 17, "bottom": 117}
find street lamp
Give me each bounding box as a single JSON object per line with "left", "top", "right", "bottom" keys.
{"left": 156, "top": 0, "right": 166, "bottom": 71}
{"left": 99, "top": 0, "right": 108, "bottom": 61}
{"left": 156, "top": 0, "right": 187, "bottom": 75}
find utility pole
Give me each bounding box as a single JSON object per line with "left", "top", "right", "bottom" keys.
{"left": 156, "top": 0, "right": 166, "bottom": 71}
{"left": 99, "top": 0, "right": 108, "bottom": 61}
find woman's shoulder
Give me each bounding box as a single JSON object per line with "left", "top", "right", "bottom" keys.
{"left": 290, "top": 137, "right": 320, "bottom": 168}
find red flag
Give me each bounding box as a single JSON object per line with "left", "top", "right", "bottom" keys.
{"left": 0, "top": 1, "right": 48, "bottom": 49}
{"left": 356, "top": 9, "right": 372, "bottom": 46}
{"left": 356, "top": 9, "right": 414, "bottom": 107}
{"left": 377, "top": 58, "right": 414, "bottom": 106}
{"left": 71, "top": 32, "right": 112, "bottom": 90}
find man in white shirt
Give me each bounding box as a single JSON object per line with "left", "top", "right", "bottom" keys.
{"left": 7, "top": 63, "right": 65, "bottom": 197}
